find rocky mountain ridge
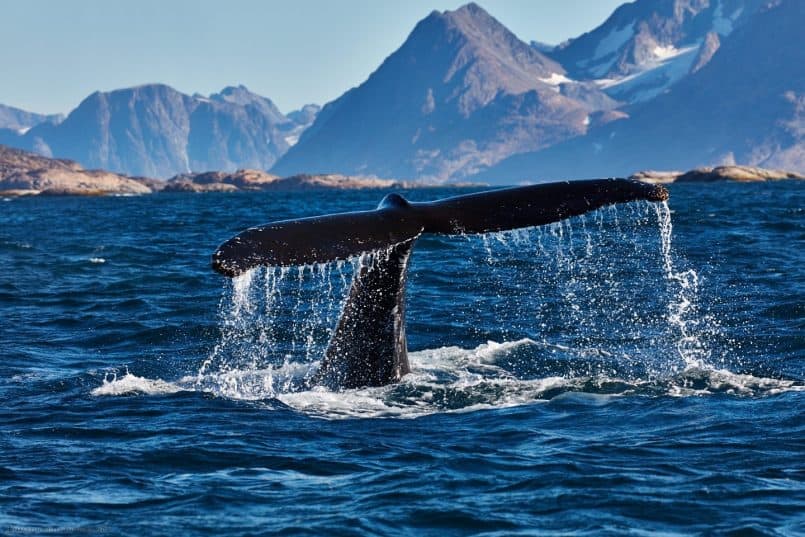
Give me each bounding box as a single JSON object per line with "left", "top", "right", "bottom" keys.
{"left": 474, "top": 0, "right": 804, "bottom": 183}
{"left": 1, "top": 0, "right": 802, "bottom": 182}
{"left": 549, "top": 0, "right": 769, "bottom": 103}
{"left": 0, "top": 84, "right": 318, "bottom": 179}
{"left": 272, "top": 3, "right": 618, "bottom": 182}
{"left": 274, "top": 0, "right": 803, "bottom": 182}
{"left": 0, "top": 104, "right": 63, "bottom": 132}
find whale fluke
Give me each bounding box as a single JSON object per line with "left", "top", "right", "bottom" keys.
{"left": 211, "top": 193, "right": 424, "bottom": 278}
{"left": 212, "top": 179, "right": 668, "bottom": 389}
{"left": 213, "top": 179, "right": 666, "bottom": 277}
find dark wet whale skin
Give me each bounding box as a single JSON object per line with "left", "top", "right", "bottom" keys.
{"left": 214, "top": 179, "right": 668, "bottom": 389}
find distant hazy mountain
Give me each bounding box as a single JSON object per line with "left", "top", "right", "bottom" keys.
{"left": 286, "top": 104, "right": 321, "bottom": 126}
{"left": 208, "top": 85, "right": 288, "bottom": 124}
{"left": 2, "top": 0, "right": 800, "bottom": 183}
{"left": 473, "top": 0, "right": 804, "bottom": 183}
{"left": 284, "top": 104, "right": 322, "bottom": 145}
{"left": 0, "top": 105, "right": 63, "bottom": 150}
{"left": 272, "top": 2, "right": 617, "bottom": 182}
{"left": 2, "top": 84, "right": 318, "bottom": 178}
{"left": 550, "top": 0, "right": 767, "bottom": 103}
{"left": 0, "top": 104, "right": 63, "bottom": 132}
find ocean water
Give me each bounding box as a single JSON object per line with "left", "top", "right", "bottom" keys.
{"left": 0, "top": 183, "right": 802, "bottom": 535}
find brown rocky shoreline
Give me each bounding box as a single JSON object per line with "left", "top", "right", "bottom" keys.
{"left": 630, "top": 166, "right": 804, "bottom": 184}
{"left": 0, "top": 145, "right": 440, "bottom": 196}
{"left": 1, "top": 145, "right": 802, "bottom": 197}
{"left": 0, "top": 145, "right": 152, "bottom": 196}
{"left": 160, "top": 170, "right": 422, "bottom": 192}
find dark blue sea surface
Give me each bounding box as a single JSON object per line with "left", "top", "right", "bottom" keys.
{"left": 1, "top": 183, "right": 803, "bottom": 535}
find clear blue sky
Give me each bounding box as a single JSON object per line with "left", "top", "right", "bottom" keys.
{"left": 1, "top": 0, "right": 623, "bottom": 115}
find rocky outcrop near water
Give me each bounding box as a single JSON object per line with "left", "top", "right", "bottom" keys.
{"left": 3, "top": 143, "right": 800, "bottom": 197}
{"left": 632, "top": 166, "right": 805, "bottom": 184}
{"left": 0, "top": 145, "right": 428, "bottom": 195}
{"left": 163, "top": 170, "right": 414, "bottom": 192}
{"left": 0, "top": 145, "right": 152, "bottom": 196}
{"left": 163, "top": 169, "right": 281, "bottom": 192}
{"left": 676, "top": 166, "right": 805, "bottom": 183}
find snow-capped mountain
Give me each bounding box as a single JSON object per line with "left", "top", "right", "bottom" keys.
{"left": 472, "top": 0, "right": 804, "bottom": 182}
{"left": 1, "top": 0, "right": 800, "bottom": 182}
{"left": 272, "top": 3, "right": 616, "bottom": 182}
{"left": 0, "top": 104, "right": 62, "bottom": 134}
{"left": 550, "top": 0, "right": 768, "bottom": 103}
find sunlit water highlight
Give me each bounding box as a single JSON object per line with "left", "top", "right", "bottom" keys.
{"left": 2, "top": 184, "right": 803, "bottom": 535}
{"left": 95, "top": 200, "right": 801, "bottom": 418}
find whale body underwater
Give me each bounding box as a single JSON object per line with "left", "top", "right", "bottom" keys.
{"left": 212, "top": 179, "right": 669, "bottom": 390}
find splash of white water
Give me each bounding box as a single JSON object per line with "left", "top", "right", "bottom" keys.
{"left": 655, "top": 201, "right": 709, "bottom": 368}
{"left": 196, "top": 248, "right": 406, "bottom": 397}
{"left": 95, "top": 338, "right": 802, "bottom": 418}
{"left": 139, "top": 199, "right": 802, "bottom": 418}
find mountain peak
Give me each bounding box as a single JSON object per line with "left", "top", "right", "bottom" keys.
{"left": 422, "top": 2, "right": 488, "bottom": 22}
{"left": 0, "top": 104, "right": 63, "bottom": 132}
{"left": 425, "top": 2, "right": 521, "bottom": 48}
{"left": 0, "top": 82, "right": 316, "bottom": 178}
{"left": 208, "top": 85, "right": 286, "bottom": 124}
{"left": 123, "top": 83, "right": 182, "bottom": 95}
{"left": 454, "top": 2, "right": 484, "bottom": 13}
{"left": 475, "top": 0, "right": 804, "bottom": 181}
{"left": 216, "top": 84, "right": 252, "bottom": 98}
{"left": 71, "top": 84, "right": 190, "bottom": 114}
{"left": 272, "top": 3, "right": 611, "bottom": 182}
{"left": 395, "top": 1, "right": 565, "bottom": 116}
{"left": 441, "top": 2, "right": 492, "bottom": 22}
{"left": 552, "top": 0, "right": 769, "bottom": 80}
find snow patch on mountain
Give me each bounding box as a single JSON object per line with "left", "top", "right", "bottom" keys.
{"left": 539, "top": 73, "right": 575, "bottom": 91}
{"left": 596, "top": 45, "right": 699, "bottom": 102}
{"left": 653, "top": 45, "right": 683, "bottom": 61}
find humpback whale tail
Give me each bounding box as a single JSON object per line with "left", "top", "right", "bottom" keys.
{"left": 212, "top": 179, "right": 668, "bottom": 389}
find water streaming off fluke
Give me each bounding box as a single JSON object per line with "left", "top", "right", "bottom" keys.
{"left": 8, "top": 183, "right": 802, "bottom": 534}
{"left": 137, "top": 199, "right": 804, "bottom": 417}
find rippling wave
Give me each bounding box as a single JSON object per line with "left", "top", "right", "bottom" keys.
{"left": 94, "top": 337, "right": 803, "bottom": 420}
{"left": 1, "top": 184, "right": 803, "bottom": 535}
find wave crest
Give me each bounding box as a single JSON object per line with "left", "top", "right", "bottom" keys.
{"left": 91, "top": 340, "right": 802, "bottom": 419}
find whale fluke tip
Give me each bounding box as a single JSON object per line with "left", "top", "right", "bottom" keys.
{"left": 648, "top": 183, "right": 670, "bottom": 202}
{"left": 211, "top": 248, "right": 248, "bottom": 278}
{"left": 211, "top": 257, "right": 237, "bottom": 278}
